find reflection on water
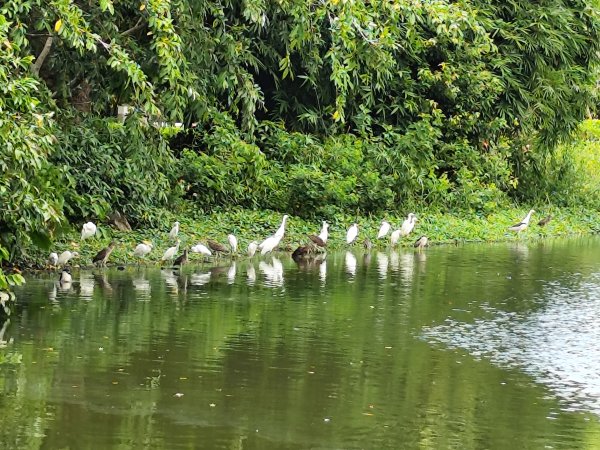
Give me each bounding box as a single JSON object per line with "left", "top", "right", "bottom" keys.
{"left": 422, "top": 273, "right": 600, "bottom": 414}
{"left": 6, "top": 239, "right": 600, "bottom": 449}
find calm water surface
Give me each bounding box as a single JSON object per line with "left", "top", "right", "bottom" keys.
{"left": 3, "top": 237, "right": 600, "bottom": 449}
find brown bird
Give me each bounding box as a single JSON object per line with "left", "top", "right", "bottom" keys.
{"left": 414, "top": 235, "right": 429, "bottom": 249}
{"left": 207, "top": 239, "right": 227, "bottom": 254}
{"left": 308, "top": 235, "right": 326, "bottom": 248}
{"left": 173, "top": 249, "right": 189, "bottom": 267}
{"left": 363, "top": 238, "right": 373, "bottom": 250}
{"left": 537, "top": 215, "right": 552, "bottom": 227}
{"left": 292, "top": 245, "right": 313, "bottom": 261}
{"left": 92, "top": 241, "right": 117, "bottom": 267}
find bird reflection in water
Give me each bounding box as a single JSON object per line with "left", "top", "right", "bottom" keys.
{"left": 246, "top": 265, "right": 257, "bottom": 285}
{"left": 259, "top": 257, "right": 284, "bottom": 287}
{"left": 389, "top": 251, "right": 400, "bottom": 273}
{"left": 345, "top": 252, "right": 357, "bottom": 278}
{"left": 376, "top": 252, "right": 389, "bottom": 280}
{"left": 227, "top": 262, "right": 237, "bottom": 284}
{"left": 79, "top": 272, "right": 95, "bottom": 300}
{"left": 190, "top": 271, "right": 211, "bottom": 286}
{"left": 0, "top": 318, "right": 11, "bottom": 348}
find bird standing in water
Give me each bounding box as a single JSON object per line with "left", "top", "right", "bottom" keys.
{"left": 259, "top": 214, "right": 289, "bottom": 256}
{"left": 318, "top": 221, "right": 329, "bottom": 244}
{"left": 93, "top": 241, "right": 117, "bottom": 267}
{"left": 207, "top": 239, "right": 228, "bottom": 256}
{"left": 508, "top": 209, "right": 535, "bottom": 234}
{"left": 346, "top": 223, "right": 359, "bottom": 244}
{"left": 48, "top": 252, "right": 58, "bottom": 267}
{"left": 400, "top": 213, "right": 417, "bottom": 237}
{"left": 162, "top": 240, "right": 180, "bottom": 263}
{"left": 414, "top": 236, "right": 428, "bottom": 249}
{"left": 228, "top": 234, "right": 238, "bottom": 254}
{"left": 57, "top": 251, "right": 79, "bottom": 266}
{"left": 173, "top": 249, "right": 189, "bottom": 267}
{"left": 59, "top": 268, "right": 72, "bottom": 284}
{"left": 133, "top": 242, "right": 153, "bottom": 265}
{"left": 247, "top": 241, "right": 259, "bottom": 257}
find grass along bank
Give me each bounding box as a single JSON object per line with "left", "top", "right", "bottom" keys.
{"left": 17, "top": 205, "right": 600, "bottom": 270}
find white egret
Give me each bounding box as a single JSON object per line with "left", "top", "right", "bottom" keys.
{"left": 57, "top": 251, "right": 79, "bottom": 266}
{"left": 59, "top": 268, "right": 72, "bottom": 284}
{"left": 346, "top": 223, "right": 359, "bottom": 244}
{"left": 400, "top": 213, "right": 417, "bottom": 237}
{"left": 390, "top": 229, "right": 401, "bottom": 247}
{"left": 260, "top": 235, "right": 282, "bottom": 256}
{"left": 81, "top": 222, "right": 97, "bottom": 240}
{"left": 93, "top": 241, "right": 117, "bottom": 267}
{"left": 318, "top": 221, "right": 329, "bottom": 243}
{"left": 48, "top": 252, "right": 58, "bottom": 266}
{"left": 274, "top": 214, "right": 289, "bottom": 238}
{"left": 259, "top": 214, "right": 289, "bottom": 255}
{"left": 247, "top": 241, "right": 259, "bottom": 257}
{"left": 228, "top": 234, "right": 238, "bottom": 253}
{"left": 191, "top": 243, "right": 212, "bottom": 256}
{"left": 169, "top": 221, "right": 180, "bottom": 240}
{"left": 133, "top": 242, "right": 153, "bottom": 262}
{"left": 508, "top": 209, "right": 535, "bottom": 234}
{"left": 161, "top": 240, "right": 180, "bottom": 263}
{"left": 377, "top": 220, "right": 391, "bottom": 239}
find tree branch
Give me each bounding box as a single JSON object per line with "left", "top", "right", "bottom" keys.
{"left": 31, "top": 36, "right": 53, "bottom": 76}
{"left": 120, "top": 17, "right": 145, "bottom": 37}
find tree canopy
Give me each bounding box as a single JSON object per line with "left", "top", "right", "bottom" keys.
{"left": 1, "top": 0, "right": 600, "bottom": 261}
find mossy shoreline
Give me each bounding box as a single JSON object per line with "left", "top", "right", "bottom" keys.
{"left": 14, "top": 205, "right": 600, "bottom": 272}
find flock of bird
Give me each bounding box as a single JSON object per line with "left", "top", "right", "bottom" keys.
{"left": 52, "top": 209, "right": 549, "bottom": 284}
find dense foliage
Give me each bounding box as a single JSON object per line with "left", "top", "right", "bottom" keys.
{"left": 1, "top": 0, "right": 600, "bottom": 279}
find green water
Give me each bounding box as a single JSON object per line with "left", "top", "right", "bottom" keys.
{"left": 3, "top": 238, "right": 600, "bottom": 449}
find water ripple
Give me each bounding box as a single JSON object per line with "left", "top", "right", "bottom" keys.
{"left": 422, "top": 273, "right": 600, "bottom": 416}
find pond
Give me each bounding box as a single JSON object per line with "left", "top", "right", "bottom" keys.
{"left": 3, "top": 237, "right": 600, "bottom": 449}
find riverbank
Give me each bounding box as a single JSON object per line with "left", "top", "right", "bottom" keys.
{"left": 16, "top": 205, "right": 600, "bottom": 270}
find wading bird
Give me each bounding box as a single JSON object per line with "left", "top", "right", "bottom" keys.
{"left": 363, "top": 238, "right": 373, "bottom": 250}
{"left": 259, "top": 215, "right": 289, "bottom": 255}
{"left": 377, "top": 220, "right": 391, "bottom": 239}
{"left": 538, "top": 215, "right": 552, "bottom": 227}
{"left": 133, "top": 242, "right": 153, "bottom": 263}
{"left": 228, "top": 234, "right": 238, "bottom": 254}
{"left": 191, "top": 243, "right": 212, "bottom": 256}
{"left": 173, "top": 249, "right": 189, "bottom": 267}
{"left": 81, "top": 222, "right": 97, "bottom": 240}
{"left": 93, "top": 241, "right": 117, "bottom": 267}
{"left": 57, "top": 251, "right": 79, "bottom": 266}
{"left": 169, "top": 221, "right": 180, "bottom": 240}
{"left": 207, "top": 239, "right": 227, "bottom": 255}
{"left": 59, "top": 268, "right": 72, "bottom": 284}
{"left": 247, "top": 241, "right": 259, "bottom": 257}
{"left": 318, "top": 221, "right": 329, "bottom": 244}
{"left": 390, "top": 229, "right": 401, "bottom": 247}
{"left": 308, "top": 235, "right": 327, "bottom": 248}
{"left": 508, "top": 209, "right": 535, "bottom": 234}
{"left": 48, "top": 252, "right": 58, "bottom": 267}
{"left": 414, "top": 235, "right": 428, "bottom": 249}
{"left": 162, "top": 240, "right": 180, "bottom": 263}
{"left": 346, "top": 223, "right": 359, "bottom": 244}
{"left": 400, "top": 213, "right": 417, "bottom": 237}
{"left": 292, "top": 245, "right": 313, "bottom": 261}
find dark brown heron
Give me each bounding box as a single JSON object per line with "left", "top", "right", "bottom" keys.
{"left": 308, "top": 235, "right": 326, "bottom": 248}
{"left": 173, "top": 249, "right": 189, "bottom": 267}
{"left": 537, "top": 215, "right": 552, "bottom": 227}
{"left": 207, "top": 239, "right": 227, "bottom": 254}
{"left": 292, "top": 245, "right": 313, "bottom": 261}
{"left": 92, "top": 241, "right": 117, "bottom": 267}
{"left": 414, "top": 235, "right": 428, "bottom": 249}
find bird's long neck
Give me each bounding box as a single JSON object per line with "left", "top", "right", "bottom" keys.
{"left": 523, "top": 210, "right": 534, "bottom": 224}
